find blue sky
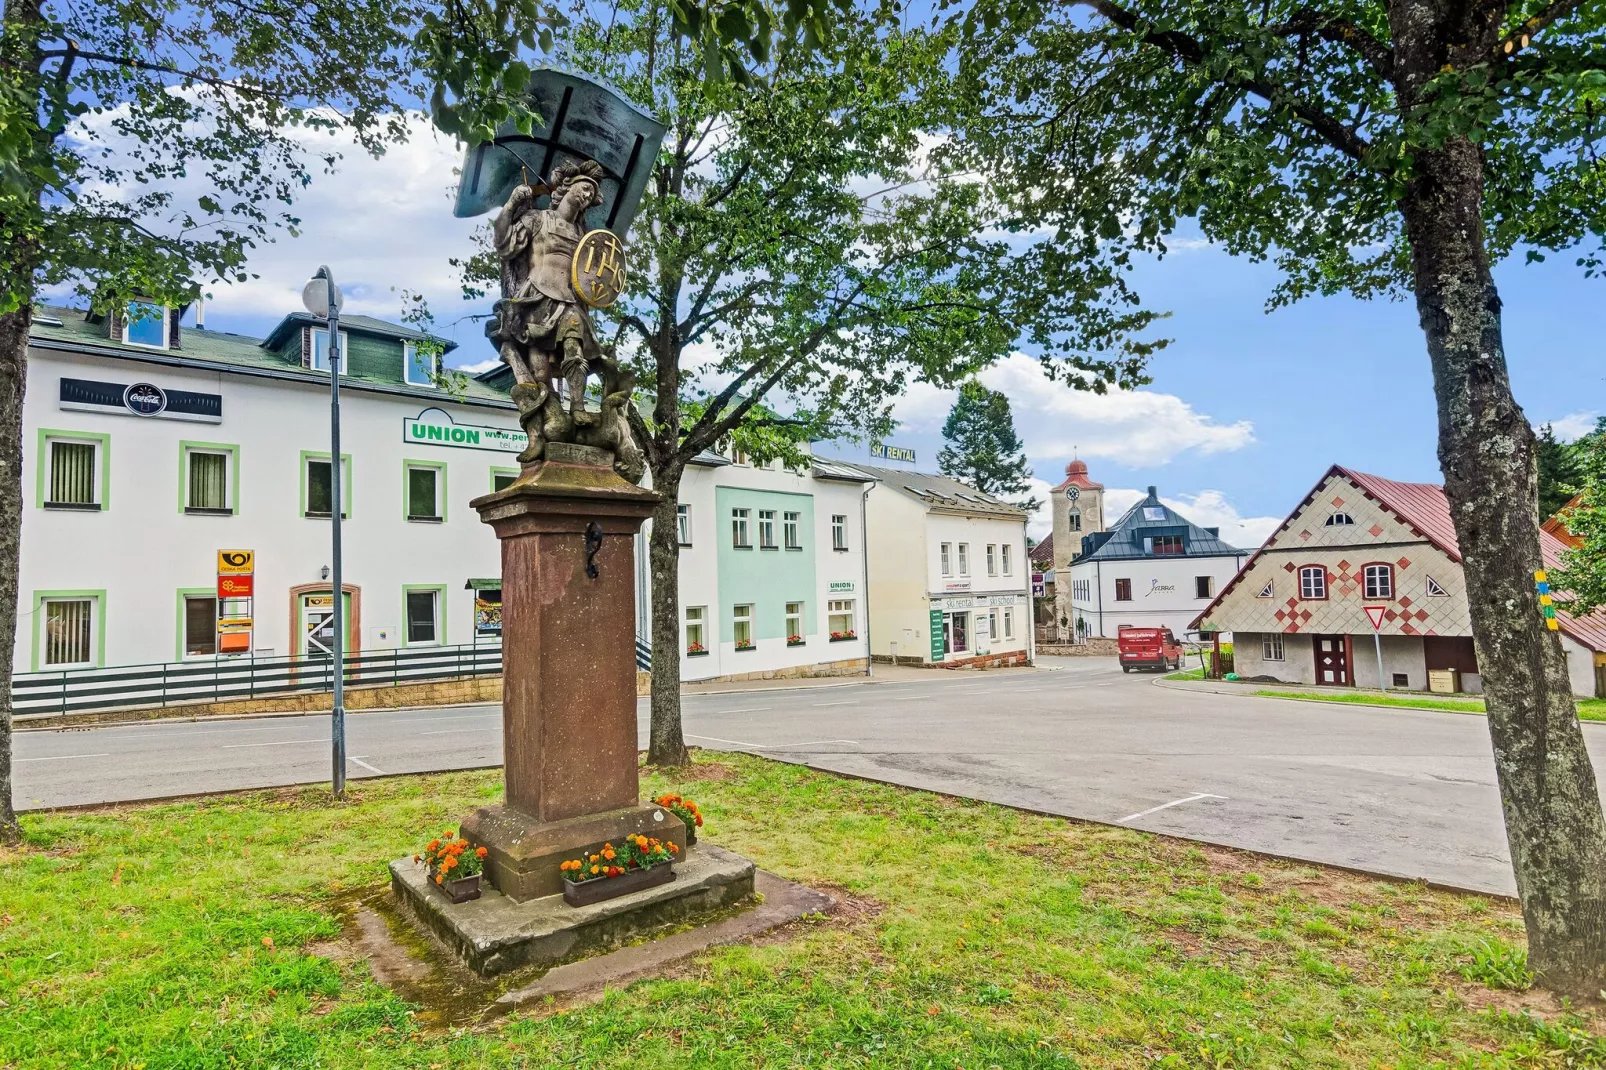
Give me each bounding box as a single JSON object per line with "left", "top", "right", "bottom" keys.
{"left": 159, "top": 117, "right": 1602, "bottom": 548}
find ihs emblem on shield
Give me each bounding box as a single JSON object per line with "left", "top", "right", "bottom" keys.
{"left": 571, "top": 229, "right": 628, "bottom": 308}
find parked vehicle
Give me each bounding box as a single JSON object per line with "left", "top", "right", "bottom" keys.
{"left": 1118, "top": 627, "right": 1182, "bottom": 672}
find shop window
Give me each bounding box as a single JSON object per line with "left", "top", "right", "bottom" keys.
{"left": 45, "top": 436, "right": 102, "bottom": 509}
{"left": 184, "top": 446, "right": 233, "bottom": 514}
{"left": 1262, "top": 633, "right": 1285, "bottom": 661}
{"left": 1363, "top": 563, "right": 1394, "bottom": 599}
{"left": 405, "top": 589, "right": 440, "bottom": 645}
{"left": 1299, "top": 566, "right": 1327, "bottom": 600}
{"left": 407, "top": 464, "right": 443, "bottom": 522}
{"left": 758, "top": 509, "right": 777, "bottom": 549}
{"left": 184, "top": 595, "right": 218, "bottom": 657}
{"left": 404, "top": 342, "right": 436, "bottom": 387}
{"left": 40, "top": 596, "right": 96, "bottom": 667}
{"left": 1114, "top": 578, "right": 1132, "bottom": 601}
{"left": 677, "top": 504, "right": 692, "bottom": 546}
{"left": 783, "top": 511, "right": 801, "bottom": 549}
{"left": 731, "top": 508, "right": 751, "bottom": 548}
{"left": 785, "top": 601, "right": 804, "bottom": 644}
{"left": 684, "top": 606, "right": 707, "bottom": 655}
{"left": 828, "top": 599, "right": 856, "bottom": 639}
{"left": 123, "top": 300, "right": 168, "bottom": 349}
{"left": 733, "top": 604, "right": 754, "bottom": 649}
{"left": 831, "top": 514, "right": 848, "bottom": 551}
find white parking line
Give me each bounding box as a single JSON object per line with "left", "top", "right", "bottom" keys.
{"left": 221, "top": 738, "right": 326, "bottom": 749}
{"left": 348, "top": 756, "right": 385, "bottom": 775}
{"left": 778, "top": 739, "right": 859, "bottom": 747}
{"left": 1118, "top": 793, "right": 1227, "bottom": 824}
{"left": 17, "top": 752, "right": 109, "bottom": 762}
{"left": 688, "top": 733, "right": 772, "bottom": 749}
{"left": 699, "top": 706, "right": 773, "bottom": 715}
{"left": 812, "top": 701, "right": 855, "bottom": 707}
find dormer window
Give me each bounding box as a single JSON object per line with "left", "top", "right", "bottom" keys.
{"left": 404, "top": 342, "right": 437, "bottom": 387}
{"left": 310, "top": 327, "right": 348, "bottom": 373}
{"left": 123, "top": 300, "right": 169, "bottom": 350}
{"left": 1325, "top": 511, "right": 1355, "bottom": 526}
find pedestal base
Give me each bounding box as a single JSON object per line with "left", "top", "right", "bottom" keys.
{"left": 389, "top": 843, "right": 757, "bottom": 976}
{"left": 462, "top": 801, "right": 687, "bottom": 902}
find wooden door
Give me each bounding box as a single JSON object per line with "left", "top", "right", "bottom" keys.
{"left": 1313, "top": 634, "right": 1350, "bottom": 686}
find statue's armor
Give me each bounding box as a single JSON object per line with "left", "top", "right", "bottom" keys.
{"left": 519, "top": 214, "right": 584, "bottom": 304}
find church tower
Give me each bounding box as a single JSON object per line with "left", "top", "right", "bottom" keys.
{"left": 1050, "top": 460, "right": 1104, "bottom": 637}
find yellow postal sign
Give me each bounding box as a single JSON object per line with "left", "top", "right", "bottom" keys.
{"left": 217, "top": 549, "right": 254, "bottom": 575}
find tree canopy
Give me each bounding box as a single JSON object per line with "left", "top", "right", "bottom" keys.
{"left": 937, "top": 379, "right": 1037, "bottom": 509}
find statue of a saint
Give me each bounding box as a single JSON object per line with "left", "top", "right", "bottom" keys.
{"left": 488, "top": 159, "right": 644, "bottom": 482}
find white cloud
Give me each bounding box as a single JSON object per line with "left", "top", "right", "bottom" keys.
{"left": 893, "top": 352, "right": 1255, "bottom": 467}
{"left": 1102, "top": 487, "right": 1281, "bottom": 550}
{"left": 1026, "top": 477, "right": 1054, "bottom": 539}
{"left": 1546, "top": 412, "right": 1600, "bottom": 442}
{"left": 455, "top": 357, "right": 502, "bottom": 375}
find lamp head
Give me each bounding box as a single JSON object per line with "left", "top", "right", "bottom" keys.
{"left": 301, "top": 267, "right": 344, "bottom": 318}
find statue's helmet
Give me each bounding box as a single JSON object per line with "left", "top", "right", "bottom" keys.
{"left": 550, "top": 159, "right": 607, "bottom": 210}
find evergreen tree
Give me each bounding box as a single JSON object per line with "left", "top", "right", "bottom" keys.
{"left": 1537, "top": 424, "right": 1582, "bottom": 521}
{"left": 937, "top": 380, "right": 1038, "bottom": 510}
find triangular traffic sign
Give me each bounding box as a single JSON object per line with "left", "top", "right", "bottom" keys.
{"left": 1364, "top": 605, "right": 1387, "bottom": 630}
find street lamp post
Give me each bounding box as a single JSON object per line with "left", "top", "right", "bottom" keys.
{"left": 303, "top": 267, "right": 347, "bottom": 797}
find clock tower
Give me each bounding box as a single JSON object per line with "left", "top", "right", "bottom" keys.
{"left": 1049, "top": 460, "right": 1104, "bottom": 639}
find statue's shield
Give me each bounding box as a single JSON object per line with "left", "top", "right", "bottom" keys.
{"left": 452, "top": 68, "right": 667, "bottom": 241}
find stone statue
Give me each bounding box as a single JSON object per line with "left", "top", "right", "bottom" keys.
{"left": 488, "top": 158, "right": 645, "bottom": 483}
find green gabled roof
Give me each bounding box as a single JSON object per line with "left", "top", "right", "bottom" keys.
{"left": 30, "top": 306, "right": 513, "bottom": 409}
{"left": 259, "top": 311, "right": 459, "bottom": 353}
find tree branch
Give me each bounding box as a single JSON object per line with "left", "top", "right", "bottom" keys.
{"left": 1496, "top": 0, "right": 1586, "bottom": 60}
{"left": 1265, "top": 8, "right": 1395, "bottom": 77}
{"left": 38, "top": 48, "right": 287, "bottom": 99}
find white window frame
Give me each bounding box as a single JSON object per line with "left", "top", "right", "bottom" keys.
{"left": 1068, "top": 509, "right": 1082, "bottom": 532}
{"left": 310, "top": 327, "right": 350, "bottom": 373}
{"left": 405, "top": 463, "right": 442, "bottom": 522}
{"left": 1325, "top": 512, "right": 1355, "bottom": 527}
{"left": 1299, "top": 566, "right": 1328, "bottom": 600}
{"left": 1363, "top": 563, "right": 1394, "bottom": 600}
{"left": 986, "top": 544, "right": 998, "bottom": 577}
{"left": 783, "top": 511, "right": 801, "bottom": 549}
{"left": 940, "top": 542, "right": 952, "bottom": 577}
{"left": 122, "top": 300, "right": 169, "bottom": 350}
{"left": 1425, "top": 576, "right": 1448, "bottom": 597}
{"left": 758, "top": 509, "right": 777, "bottom": 549}
{"left": 1003, "top": 607, "right": 1015, "bottom": 639}
{"left": 733, "top": 603, "right": 755, "bottom": 649}
{"left": 684, "top": 605, "right": 707, "bottom": 654}
{"left": 1262, "top": 633, "right": 1285, "bottom": 661}
{"left": 403, "top": 341, "right": 437, "bottom": 387}
{"left": 958, "top": 543, "right": 970, "bottom": 577}
{"left": 676, "top": 504, "right": 692, "bottom": 546}
{"left": 785, "top": 601, "right": 804, "bottom": 642}
{"left": 38, "top": 595, "right": 99, "bottom": 668}
{"left": 831, "top": 514, "right": 848, "bottom": 551}
{"left": 1002, "top": 544, "right": 1013, "bottom": 577}
{"left": 731, "top": 508, "right": 751, "bottom": 548}
{"left": 828, "top": 598, "right": 855, "bottom": 638}
{"left": 404, "top": 588, "right": 441, "bottom": 646}
{"left": 183, "top": 445, "right": 234, "bottom": 514}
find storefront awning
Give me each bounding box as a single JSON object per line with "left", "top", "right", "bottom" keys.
{"left": 465, "top": 577, "right": 501, "bottom": 590}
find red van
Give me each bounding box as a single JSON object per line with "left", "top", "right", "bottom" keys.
{"left": 1118, "top": 627, "right": 1183, "bottom": 672}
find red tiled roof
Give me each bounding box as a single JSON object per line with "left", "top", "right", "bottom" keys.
{"left": 1192, "top": 464, "right": 1606, "bottom": 652}
{"left": 1029, "top": 534, "right": 1054, "bottom": 564}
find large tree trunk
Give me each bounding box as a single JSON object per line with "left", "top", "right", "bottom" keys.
{"left": 1402, "top": 136, "right": 1606, "bottom": 995}
{"left": 0, "top": 304, "right": 29, "bottom": 845}
{"left": 645, "top": 462, "right": 690, "bottom": 766}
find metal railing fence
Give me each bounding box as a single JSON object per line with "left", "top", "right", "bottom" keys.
{"left": 13, "top": 642, "right": 503, "bottom": 718}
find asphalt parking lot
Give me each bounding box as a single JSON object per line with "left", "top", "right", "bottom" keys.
{"left": 16, "top": 655, "right": 1605, "bottom": 895}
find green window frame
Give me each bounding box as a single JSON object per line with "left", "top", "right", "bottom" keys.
{"left": 402, "top": 584, "right": 448, "bottom": 646}
{"left": 31, "top": 589, "right": 106, "bottom": 671}
{"left": 37, "top": 428, "right": 110, "bottom": 510}
{"left": 174, "top": 587, "right": 218, "bottom": 660}
{"left": 178, "top": 441, "right": 240, "bottom": 515}
{"left": 404, "top": 459, "right": 447, "bottom": 522}
{"left": 490, "top": 466, "right": 519, "bottom": 493}
{"left": 299, "top": 451, "right": 352, "bottom": 519}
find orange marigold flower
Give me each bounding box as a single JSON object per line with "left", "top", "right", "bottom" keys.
{"left": 590, "top": 864, "right": 600, "bottom": 875}
{"left": 427, "top": 839, "right": 441, "bottom": 851}
{"left": 435, "top": 874, "right": 444, "bottom": 885}
{"left": 444, "top": 830, "right": 454, "bottom": 839}
{"left": 695, "top": 815, "right": 703, "bottom": 827}
{"left": 476, "top": 846, "right": 488, "bottom": 858}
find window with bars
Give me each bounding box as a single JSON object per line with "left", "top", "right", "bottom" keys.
{"left": 185, "top": 449, "right": 231, "bottom": 513}
{"left": 46, "top": 438, "right": 99, "bottom": 508}
{"left": 42, "top": 597, "right": 95, "bottom": 666}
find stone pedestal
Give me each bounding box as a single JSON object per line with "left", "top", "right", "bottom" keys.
{"left": 463, "top": 442, "right": 679, "bottom": 902}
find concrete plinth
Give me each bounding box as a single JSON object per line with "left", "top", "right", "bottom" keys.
{"left": 461, "top": 800, "right": 685, "bottom": 902}
{"left": 390, "top": 844, "right": 757, "bottom": 976}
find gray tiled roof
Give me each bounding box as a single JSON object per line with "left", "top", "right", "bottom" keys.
{"left": 259, "top": 311, "right": 458, "bottom": 353}
{"left": 837, "top": 462, "right": 1027, "bottom": 518}
{"left": 1078, "top": 487, "right": 1241, "bottom": 562}
{"left": 30, "top": 306, "right": 513, "bottom": 409}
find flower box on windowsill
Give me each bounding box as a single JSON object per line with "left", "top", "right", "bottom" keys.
{"left": 685, "top": 646, "right": 710, "bottom": 657}
{"left": 184, "top": 506, "right": 234, "bottom": 516}
{"left": 43, "top": 501, "right": 102, "bottom": 511}
{"left": 829, "top": 632, "right": 857, "bottom": 642}
{"left": 734, "top": 643, "right": 756, "bottom": 653}
{"left": 787, "top": 636, "right": 806, "bottom": 647}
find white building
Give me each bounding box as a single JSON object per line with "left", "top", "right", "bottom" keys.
{"left": 1069, "top": 485, "right": 1247, "bottom": 639}
{"left": 633, "top": 452, "right": 873, "bottom": 682}
{"left": 853, "top": 465, "right": 1033, "bottom": 667}
{"left": 16, "top": 300, "right": 517, "bottom": 677}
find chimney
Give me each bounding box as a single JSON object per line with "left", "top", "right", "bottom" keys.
{"left": 1147, "top": 485, "right": 1158, "bottom": 497}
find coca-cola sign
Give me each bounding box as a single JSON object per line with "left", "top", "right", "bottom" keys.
{"left": 122, "top": 382, "right": 168, "bottom": 416}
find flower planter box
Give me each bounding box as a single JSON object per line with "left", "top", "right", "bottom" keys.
{"left": 563, "top": 864, "right": 675, "bottom": 907}
{"left": 684, "top": 826, "right": 697, "bottom": 847}
{"left": 441, "top": 873, "right": 482, "bottom": 904}
{"left": 686, "top": 648, "right": 710, "bottom": 657}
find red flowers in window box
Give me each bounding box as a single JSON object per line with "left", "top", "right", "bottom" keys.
{"left": 829, "top": 630, "right": 857, "bottom": 641}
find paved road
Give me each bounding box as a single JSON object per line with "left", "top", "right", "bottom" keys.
{"left": 16, "top": 657, "right": 1606, "bottom": 896}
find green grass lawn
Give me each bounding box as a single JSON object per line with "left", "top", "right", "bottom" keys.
{"left": 4, "top": 755, "right": 1603, "bottom": 1068}
{"left": 1251, "top": 689, "right": 1606, "bottom": 722}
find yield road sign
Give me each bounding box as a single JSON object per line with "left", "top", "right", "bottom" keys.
{"left": 1364, "top": 605, "right": 1387, "bottom": 630}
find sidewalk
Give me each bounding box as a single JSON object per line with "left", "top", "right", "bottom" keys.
{"left": 679, "top": 658, "right": 1061, "bottom": 697}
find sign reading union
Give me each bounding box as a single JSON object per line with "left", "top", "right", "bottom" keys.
{"left": 403, "top": 408, "right": 528, "bottom": 454}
